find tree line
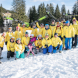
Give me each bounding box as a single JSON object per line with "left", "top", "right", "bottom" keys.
{"left": 0, "top": 0, "right": 78, "bottom": 26}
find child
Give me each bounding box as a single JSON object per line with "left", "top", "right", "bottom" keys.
{"left": 35, "top": 34, "right": 42, "bottom": 54}
{"left": 7, "top": 37, "right": 15, "bottom": 60}
{"left": 15, "top": 38, "right": 25, "bottom": 60}
{"left": 22, "top": 32, "right": 30, "bottom": 53}
{"left": 26, "top": 34, "right": 36, "bottom": 57}
{"left": 0, "top": 32, "right": 6, "bottom": 59}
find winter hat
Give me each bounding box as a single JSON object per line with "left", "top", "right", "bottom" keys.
{"left": 57, "top": 20, "right": 59, "bottom": 24}
{"left": 18, "top": 23, "right": 20, "bottom": 27}
{"left": 51, "top": 19, "right": 55, "bottom": 22}
{"left": 11, "top": 37, "right": 15, "bottom": 40}
{"left": 22, "top": 23, "right": 25, "bottom": 26}
{"left": 54, "top": 33, "right": 58, "bottom": 36}
{"left": 25, "top": 32, "right": 28, "bottom": 34}
{"left": 40, "top": 23, "right": 44, "bottom": 26}
{"left": 63, "top": 21, "right": 66, "bottom": 23}
{"left": 45, "top": 24, "right": 49, "bottom": 28}
{"left": 16, "top": 38, "right": 21, "bottom": 41}
{"left": 30, "top": 34, "right": 34, "bottom": 37}
{"left": 32, "top": 23, "right": 36, "bottom": 26}
{"left": 65, "top": 20, "right": 70, "bottom": 24}
{"left": 38, "top": 34, "right": 42, "bottom": 37}
{"left": 61, "top": 18, "right": 65, "bottom": 21}
{"left": 9, "top": 27, "right": 12, "bottom": 30}
{"left": 73, "top": 17, "right": 76, "bottom": 20}
{"left": 16, "top": 26, "right": 20, "bottom": 29}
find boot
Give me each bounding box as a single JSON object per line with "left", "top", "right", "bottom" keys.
{"left": 48, "top": 52, "right": 51, "bottom": 55}
{"left": 35, "top": 52, "right": 37, "bottom": 54}
{"left": 15, "top": 58, "right": 19, "bottom": 60}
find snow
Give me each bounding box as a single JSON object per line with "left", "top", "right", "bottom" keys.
{"left": 0, "top": 30, "right": 78, "bottom": 78}
{"left": 0, "top": 44, "right": 78, "bottom": 78}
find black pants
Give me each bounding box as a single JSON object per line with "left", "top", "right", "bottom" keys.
{"left": 0, "top": 47, "right": 3, "bottom": 57}
{"left": 7, "top": 51, "right": 14, "bottom": 58}
{"left": 72, "top": 35, "right": 77, "bottom": 47}
{"left": 24, "top": 47, "right": 27, "bottom": 53}
{"left": 5, "top": 42, "right": 7, "bottom": 45}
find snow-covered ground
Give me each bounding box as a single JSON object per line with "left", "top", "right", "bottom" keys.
{"left": 0, "top": 43, "right": 78, "bottom": 78}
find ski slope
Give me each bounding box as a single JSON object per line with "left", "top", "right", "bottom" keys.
{"left": 0, "top": 44, "right": 78, "bottom": 78}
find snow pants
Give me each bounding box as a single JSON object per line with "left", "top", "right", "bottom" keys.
{"left": 24, "top": 46, "right": 29, "bottom": 53}
{"left": 16, "top": 51, "right": 25, "bottom": 58}
{"left": 53, "top": 45, "right": 63, "bottom": 53}
{"left": 7, "top": 51, "right": 14, "bottom": 58}
{"left": 65, "top": 38, "right": 72, "bottom": 49}
{"left": 72, "top": 35, "right": 77, "bottom": 47}
{"left": 43, "top": 45, "right": 52, "bottom": 54}
{"left": 0, "top": 47, "right": 3, "bottom": 57}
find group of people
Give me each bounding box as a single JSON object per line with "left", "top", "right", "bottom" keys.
{"left": 0, "top": 17, "right": 78, "bottom": 63}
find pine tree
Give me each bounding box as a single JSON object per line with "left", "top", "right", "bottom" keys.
{"left": 49, "top": 3, "right": 54, "bottom": 15}
{"left": 54, "top": 4, "right": 61, "bottom": 19}
{"left": 12, "top": 0, "right": 29, "bottom": 27}
{"left": 67, "top": 9, "right": 70, "bottom": 14}
{"left": 0, "top": 4, "right": 3, "bottom": 27}
{"left": 28, "top": 6, "right": 38, "bottom": 23}
{"left": 32, "top": 6, "right": 38, "bottom": 22}
{"left": 61, "top": 5, "right": 66, "bottom": 16}
{"left": 72, "top": 0, "right": 78, "bottom": 20}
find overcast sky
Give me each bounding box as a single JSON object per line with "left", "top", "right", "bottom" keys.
{"left": 0, "top": 0, "right": 77, "bottom": 14}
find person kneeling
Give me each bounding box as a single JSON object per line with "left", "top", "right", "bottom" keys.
{"left": 42, "top": 33, "right": 52, "bottom": 55}
{"left": 15, "top": 38, "right": 25, "bottom": 60}
{"left": 7, "top": 37, "right": 15, "bottom": 60}
{"left": 35, "top": 35, "right": 42, "bottom": 54}
{"left": 51, "top": 33, "right": 63, "bottom": 53}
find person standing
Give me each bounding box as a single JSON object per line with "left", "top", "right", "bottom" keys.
{"left": 43, "top": 24, "right": 51, "bottom": 38}
{"left": 72, "top": 19, "right": 78, "bottom": 48}
{"left": 0, "top": 32, "right": 6, "bottom": 59}
{"left": 5, "top": 27, "right": 14, "bottom": 45}
{"left": 63, "top": 20, "right": 75, "bottom": 50}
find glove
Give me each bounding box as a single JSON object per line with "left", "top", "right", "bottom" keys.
{"left": 5, "top": 42, "right": 7, "bottom": 45}
{"left": 53, "top": 47, "right": 57, "bottom": 49}
{"left": 36, "top": 46, "right": 39, "bottom": 48}
{"left": 64, "top": 36, "right": 66, "bottom": 38}
{"left": 61, "top": 37, "right": 63, "bottom": 40}
{"left": 72, "top": 37, "right": 74, "bottom": 41}
{"left": 45, "top": 44, "right": 48, "bottom": 47}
